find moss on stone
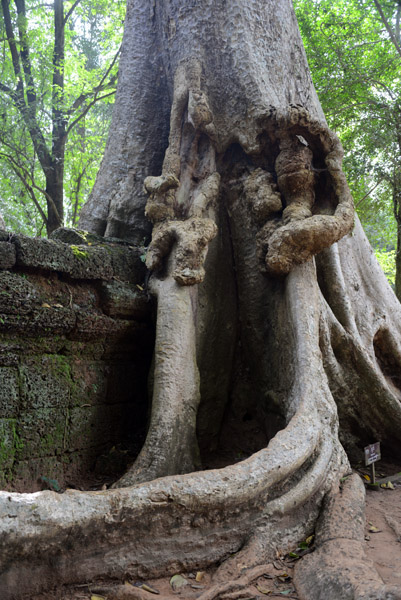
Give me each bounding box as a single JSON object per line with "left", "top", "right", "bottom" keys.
{"left": 0, "top": 419, "right": 24, "bottom": 483}
{"left": 70, "top": 245, "right": 89, "bottom": 260}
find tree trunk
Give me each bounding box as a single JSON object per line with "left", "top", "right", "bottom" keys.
{"left": 393, "top": 167, "right": 401, "bottom": 301}
{"left": 396, "top": 218, "right": 401, "bottom": 301}
{"left": 45, "top": 163, "right": 64, "bottom": 235}
{"left": 2, "top": 1, "right": 401, "bottom": 598}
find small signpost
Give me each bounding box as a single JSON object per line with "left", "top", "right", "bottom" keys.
{"left": 364, "top": 442, "right": 381, "bottom": 484}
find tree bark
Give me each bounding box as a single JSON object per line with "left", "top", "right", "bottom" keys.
{"left": 45, "top": 161, "right": 64, "bottom": 234}
{"left": 2, "top": 1, "right": 401, "bottom": 598}
{"left": 393, "top": 111, "right": 401, "bottom": 301}
{"left": 395, "top": 211, "right": 401, "bottom": 301}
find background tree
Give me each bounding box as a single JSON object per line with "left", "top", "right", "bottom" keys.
{"left": 295, "top": 0, "right": 401, "bottom": 297}
{"left": 0, "top": 0, "right": 124, "bottom": 235}
{"left": 3, "top": 1, "right": 401, "bottom": 599}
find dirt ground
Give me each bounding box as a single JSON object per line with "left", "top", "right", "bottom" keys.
{"left": 24, "top": 466, "right": 401, "bottom": 600}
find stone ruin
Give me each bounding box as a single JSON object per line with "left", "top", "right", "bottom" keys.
{"left": 0, "top": 228, "right": 153, "bottom": 492}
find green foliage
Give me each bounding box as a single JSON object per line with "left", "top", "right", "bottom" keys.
{"left": 294, "top": 0, "right": 401, "bottom": 286}
{"left": 0, "top": 418, "right": 23, "bottom": 480}
{"left": 71, "top": 244, "right": 88, "bottom": 259}
{"left": 0, "top": 0, "right": 125, "bottom": 235}
{"left": 375, "top": 248, "right": 396, "bottom": 286}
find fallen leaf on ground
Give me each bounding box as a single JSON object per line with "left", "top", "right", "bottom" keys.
{"left": 195, "top": 571, "right": 205, "bottom": 582}
{"left": 141, "top": 583, "right": 159, "bottom": 594}
{"left": 369, "top": 525, "right": 382, "bottom": 533}
{"left": 381, "top": 481, "right": 395, "bottom": 490}
{"left": 170, "top": 574, "right": 188, "bottom": 591}
{"left": 257, "top": 583, "right": 271, "bottom": 594}
{"left": 91, "top": 596, "right": 106, "bottom": 600}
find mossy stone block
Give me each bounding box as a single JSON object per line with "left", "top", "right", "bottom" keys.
{"left": 12, "top": 456, "right": 63, "bottom": 491}
{"left": 17, "top": 407, "right": 67, "bottom": 460}
{"left": 0, "top": 242, "right": 16, "bottom": 269}
{"left": 68, "top": 403, "right": 130, "bottom": 451}
{"left": 74, "top": 312, "right": 133, "bottom": 339}
{"left": 0, "top": 367, "right": 20, "bottom": 417}
{"left": 49, "top": 227, "right": 102, "bottom": 245}
{"left": 14, "top": 235, "right": 114, "bottom": 280}
{"left": 69, "top": 360, "right": 108, "bottom": 406}
{"left": 100, "top": 280, "right": 150, "bottom": 319}
{"left": 108, "top": 245, "right": 146, "bottom": 284}
{"left": 0, "top": 308, "right": 76, "bottom": 335}
{"left": 0, "top": 341, "right": 20, "bottom": 367}
{"left": 0, "top": 418, "right": 20, "bottom": 470}
{"left": 0, "top": 272, "right": 40, "bottom": 314}
{"left": 20, "top": 356, "right": 71, "bottom": 410}
{"left": 15, "top": 235, "right": 75, "bottom": 272}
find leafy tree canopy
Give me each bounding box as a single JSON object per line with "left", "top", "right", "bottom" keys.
{"left": 0, "top": 0, "right": 125, "bottom": 236}
{"left": 294, "top": 0, "right": 401, "bottom": 287}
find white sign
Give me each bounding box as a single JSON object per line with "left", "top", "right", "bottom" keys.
{"left": 364, "top": 442, "right": 381, "bottom": 466}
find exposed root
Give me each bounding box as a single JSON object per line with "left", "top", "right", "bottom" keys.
{"left": 258, "top": 108, "right": 355, "bottom": 276}
{"left": 92, "top": 584, "right": 171, "bottom": 600}
{"left": 294, "top": 474, "right": 401, "bottom": 600}
{"left": 143, "top": 59, "right": 220, "bottom": 285}
{"left": 275, "top": 133, "right": 315, "bottom": 223}
{"left": 144, "top": 175, "right": 179, "bottom": 222}
{"left": 113, "top": 276, "right": 201, "bottom": 487}
{"left": 243, "top": 168, "right": 282, "bottom": 223}
{"left": 386, "top": 515, "right": 401, "bottom": 542}
{"left": 145, "top": 217, "right": 217, "bottom": 285}
{"left": 197, "top": 564, "right": 274, "bottom": 600}
{"left": 265, "top": 208, "right": 354, "bottom": 275}
{"left": 114, "top": 60, "right": 221, "bottom": 485}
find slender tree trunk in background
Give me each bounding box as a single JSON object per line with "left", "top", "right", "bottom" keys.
{"left": 45, "top": 161, "right": 64, "bottom": 235}
{"left": 395, "top": 198, "right": 401, "bottom": 301}
{"left": 45, "top": 0, "right": 65, "bottom": 235}
{"left": 2, "top": 2, "right": 401, "bottom": 599}
{"left": 394, "top": 117, "right": 401, "bottom": 301}
{"left": 1, "top": 0, "right": 65, "bottom": 235}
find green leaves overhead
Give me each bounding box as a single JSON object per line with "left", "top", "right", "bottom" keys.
{"left": 295, "top": 0, "right": 401, "bottom": 288}
{"left": 0, "top": 0, "right": 125, "bottom": 235}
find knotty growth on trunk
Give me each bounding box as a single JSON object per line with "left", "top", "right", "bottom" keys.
{"left": 2, "top": 2, "right": 401, "bottom": 599}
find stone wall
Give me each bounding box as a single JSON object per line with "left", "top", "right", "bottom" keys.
{"left": 0, "top": 229, "right": 154, "bottom": 492}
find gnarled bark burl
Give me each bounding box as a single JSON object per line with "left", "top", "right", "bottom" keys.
{"left": 2, "top": 1, "right": 401, "bottom": 598}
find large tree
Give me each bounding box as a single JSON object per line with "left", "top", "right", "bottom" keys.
{"left": 2, "top": 1, "right": 401, "bottom": 599}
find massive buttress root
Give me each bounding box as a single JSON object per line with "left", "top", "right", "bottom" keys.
{"left": 115, "top": 60, "right": 219, "bottom": 486}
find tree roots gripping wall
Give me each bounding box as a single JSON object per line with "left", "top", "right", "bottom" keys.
{"left": 2, "top": 1, "right": 401, "bottom": 599}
